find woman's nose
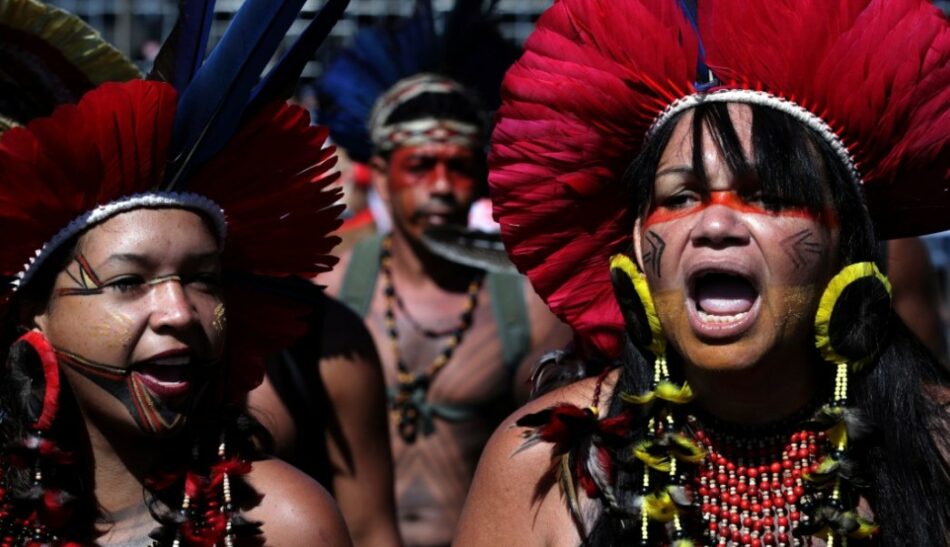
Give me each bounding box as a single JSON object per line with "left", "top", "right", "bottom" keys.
{"left": 148, "top": 278, "right": 198, "bottom": 331}
{"left": 690, "top": 195, "right": 752, "bottom": 249}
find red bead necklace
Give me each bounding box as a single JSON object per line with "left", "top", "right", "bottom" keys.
{"left": 688, "top": 416, "right": 829, "bottom": 547}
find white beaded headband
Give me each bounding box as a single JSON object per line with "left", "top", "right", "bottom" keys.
{"left": 647, "top": 89, "right": 862, "bottom": 189}
{"left": 13, "top": 192, "right": 227, "bottom": 291}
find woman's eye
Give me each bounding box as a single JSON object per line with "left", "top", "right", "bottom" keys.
{"left": 189, "top": 273, "right": 223, "bottom": 291}
{"left": 106, "top": 276, "right": 145, "bottom": 293}
{"left": 662, "top": 193, "right": 699, "bottom": 209}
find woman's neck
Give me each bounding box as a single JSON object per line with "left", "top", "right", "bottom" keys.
{"left": 683, "top": 350, "right": 825, "bottom": 425}
{"left": 84, "top": 418, "right": 160, "bottom": 514}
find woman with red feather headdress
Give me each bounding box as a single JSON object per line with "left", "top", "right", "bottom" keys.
{"left": 456, "top": 0, "right": 950, "bottom": 546}
{"left": 0, "top": 0, "right": 354, "bottom": 545}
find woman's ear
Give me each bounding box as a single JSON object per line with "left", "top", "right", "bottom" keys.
{"left": 32, "top": 309, "right": 49, "bottom": 334}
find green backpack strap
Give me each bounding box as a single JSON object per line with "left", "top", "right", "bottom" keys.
{"left": 338, "top": 234, "right": 383, "bottom": 317}
{"left": 487, "top": 271, "right": 531, "bottom": 376}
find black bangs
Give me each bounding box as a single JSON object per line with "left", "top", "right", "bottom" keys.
{"left": 625, "top": 101, "right": 878, "bottom": 265}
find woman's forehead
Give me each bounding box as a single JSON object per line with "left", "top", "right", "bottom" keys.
{"left": 79, "top": 208, "right": 221, "bottom": 264}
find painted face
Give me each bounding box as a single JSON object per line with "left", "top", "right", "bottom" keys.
{"left": 35, "top": 208, "right": 225, "bottom": 436}
{"left": 634, "top": 104, "right": 840, "bottom": 372}
{"left": 377, "top": 141, "right": 480, "bottom": 241}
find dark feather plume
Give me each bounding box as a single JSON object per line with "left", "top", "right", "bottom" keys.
{"left": 248, "top": 0, "right": 350, "bottom": 112}
{"left": 147, "top": 0, "right": 216, "bottom": 89}
{"left": 317, "top": 0, "right": 517, "bottom": 162}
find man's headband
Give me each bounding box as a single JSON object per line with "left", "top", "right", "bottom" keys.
{"left": 368, "top": 73, "right": 482, "bottom": 154}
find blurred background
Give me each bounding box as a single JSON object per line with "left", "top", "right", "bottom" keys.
{"left": 45, "top": 0, "right": 950, "bottom": 354}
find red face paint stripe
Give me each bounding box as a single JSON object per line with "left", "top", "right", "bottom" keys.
{"left": 74, "top": 254, "right": 104, "bottom": 287}
{"left": 643, "top": 191, "right": 834, "bottom": 228}
{"left": 56, "top": 349, "right": 127, "bottom": 381}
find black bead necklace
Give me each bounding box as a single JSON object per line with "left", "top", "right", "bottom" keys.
{"left": 380, "top": 234, "right": 484, "bottom": 443}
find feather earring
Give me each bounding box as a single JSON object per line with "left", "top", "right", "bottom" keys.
{"left": 1, "top": 331, "right": 75, "bottom": 542}
{"left": 610, "top": 254, "right": 700, "bottom": 545}
{"left": 804, "top": 262, "right": 890, "bottom": 544}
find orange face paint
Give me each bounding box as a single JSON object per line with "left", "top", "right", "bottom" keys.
{"left": 643, "top": 191, "right": 836, "bottom": 228}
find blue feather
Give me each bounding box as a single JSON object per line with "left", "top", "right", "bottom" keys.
{"left": 249, "top": 0, "right": 351, "bottom": 113}
{"left": 167, "top": 0, "right": 308, "bottom": 188}
{"left": 147, "top": 0, "right": 216, "bottom": 89}
{"left": 316, "top": 0, "right": 438, "bottom": 162}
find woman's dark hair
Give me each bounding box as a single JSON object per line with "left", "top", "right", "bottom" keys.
{"left": 583, "top": 102, "right": 950, "bottom": 545}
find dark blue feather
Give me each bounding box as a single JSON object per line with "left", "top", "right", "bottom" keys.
{"left": 147, "top": 0, "right": 216, "bottom": 89}
{"left": 249, "top": 0, "right": 351, "bottom": 113}
{"left": 316, "top": 0, "right": 438, "bottom": 162}
{"left": 166, "top": 0, "right": 307, "bottom": 188}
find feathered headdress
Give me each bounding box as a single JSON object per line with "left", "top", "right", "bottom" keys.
{"left": 317, "top": 0, "right": 519, "bottom": 162}
{"left": 0, "top": 0, "right": 350, "bottom": 398}
{"left": 490, "top": 0, "right": 950, "bottom": 359}
{"left": 0, "top": 0, "right": 140, "bottom": 132}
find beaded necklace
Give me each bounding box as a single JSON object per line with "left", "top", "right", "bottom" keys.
{"left": 686, "top": 414, "right": 830, "bottom": 547}
{"left": 380, "top": 234, "right": 484, "bottom": 443}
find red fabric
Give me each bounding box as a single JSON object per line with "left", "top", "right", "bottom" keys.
{"left": 490, "top": 0, "right": 950, "bottom": 357}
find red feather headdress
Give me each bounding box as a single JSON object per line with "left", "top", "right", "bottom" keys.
{"left": 490, "top": 0, "right": 950, "bottom": 358}
{"left": 0, "top": 79, "right": 342, "bottom": 397}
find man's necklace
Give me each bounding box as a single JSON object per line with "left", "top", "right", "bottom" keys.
{"left": 380, "top": 234, "right": 484, "bottom": 443}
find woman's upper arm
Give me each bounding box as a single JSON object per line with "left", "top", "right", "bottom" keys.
{"left": 455, "top": 418, "right": 553, "bottom": 546}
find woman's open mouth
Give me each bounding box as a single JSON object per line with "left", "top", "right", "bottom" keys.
{"left": 132, "top": 354, "right": 194, "bottom": 399}
{"left": 687, "top": 270, "right": 761, "bottom": 340}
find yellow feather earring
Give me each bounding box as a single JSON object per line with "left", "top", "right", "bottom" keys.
{"left": 610, "top": 254, "right": 698, "bottom": 544}
{"left": 811, "top": 261, "right": 891, "bottom": 545}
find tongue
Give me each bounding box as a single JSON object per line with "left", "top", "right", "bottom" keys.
{"left": 139, "top": 365, "right": 187, "bottom": 383}
{"left": 696, "top": 275, "right": 756, "bottom": 315}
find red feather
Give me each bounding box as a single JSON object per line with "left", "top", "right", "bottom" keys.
{"left": 0, "top": 80, "right": 344, "bottom": 402}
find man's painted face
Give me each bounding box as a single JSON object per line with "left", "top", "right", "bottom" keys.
{"left": 377, "top": 141, "right": 481, "bottom": 242}
{"left": 35, "top": 208, "right": 225, "bottom": 436}
{"left": 635, "top": 104, "right": 839, "bottom": 371}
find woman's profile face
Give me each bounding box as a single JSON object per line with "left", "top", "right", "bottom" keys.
{"left": 34, "top": 208, "right": 225, "bottom": 436}
{"left": 634, "top": 104, "right": 840, "bottom": 372}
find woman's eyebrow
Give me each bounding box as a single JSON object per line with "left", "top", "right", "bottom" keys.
{"left": 655, "top": 165, "right": 694, "bottom": 178}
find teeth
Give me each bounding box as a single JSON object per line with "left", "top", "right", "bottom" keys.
{"left": 697, "top": 310, "right": 748, "bottom": 324}
{"left": 148, "top": 356, "right": 190, "bottom": 366}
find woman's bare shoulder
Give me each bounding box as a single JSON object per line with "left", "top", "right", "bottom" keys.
{"left": 454, "top": 371, "right": 618, "bottom": 546}
{"left": 245, "top": 458, "right": 352, "bottom": 547}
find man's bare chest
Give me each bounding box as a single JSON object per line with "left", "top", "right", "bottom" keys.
{"left": 366, "top": 282, "right": 514, "bottom": 407}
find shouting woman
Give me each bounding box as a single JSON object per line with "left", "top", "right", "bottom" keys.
{"left": 457, "top": 0, "right": 950, "bottom": 546}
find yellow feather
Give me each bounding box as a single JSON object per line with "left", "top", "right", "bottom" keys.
{"left": 633, "top": 441, "right": 670, "bottom": 472}
{"left": 670, "top": 433, "right": 706, "bottom": 463}
{"left": 815, "top": 262, "right": 891, "bottom": 367}
{"left": 655, "top": 380, "right": 694, "bottom": 404}
{"left": 620, "top": 390, "right": 656, "bottom": 405}
{"left": 827, "top": 421, "right": 848, "bottom": 449}
{"left": 609, "top": 254, "right": 665, "bottom": 356}
{"left": 644, "top": 490, "right": 677, "bottom": 522}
